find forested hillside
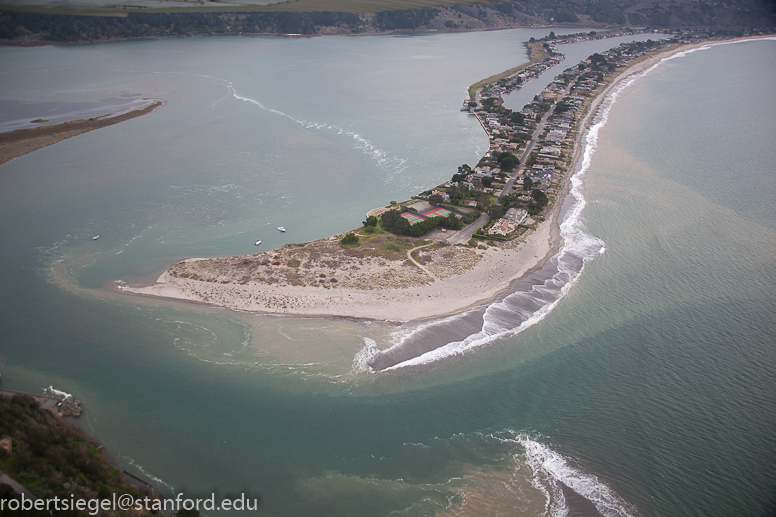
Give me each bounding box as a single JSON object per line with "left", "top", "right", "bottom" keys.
{"left": 1, "top": 0, "right": 774, "bottom": 45}
{"left": 0, "top": 394, "right": 154, "bottom": 516}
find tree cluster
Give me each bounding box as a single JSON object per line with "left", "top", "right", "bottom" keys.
{"left": 380, "top": 209, "right": 464, "bottom": 237}
{"left": 371, "top": 8, "right": 440, "bottom": 30}
{"left": 527, "top": 188, "right": 549, "bottom": 215}
{"left": 0, "top": 10, "right": 360, "bottom": 42}
{"left": 478, "top": 100, "right": 526, "bottom": 132}
{"left": 492, "top": 151, "right": 519, "bottom": 172}
{"left": 340, "top": 233, "right": 359, "bottom": 245}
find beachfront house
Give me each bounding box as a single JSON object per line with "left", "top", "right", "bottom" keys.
{"left": 488, "top": 219, "right": 517, "bottom": 237}
{"left": 505, "top": 208, "right": 528, "bottom": 225}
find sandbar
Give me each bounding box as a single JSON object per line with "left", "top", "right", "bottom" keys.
{"left": 0, "top": 99, "right": 163, "bottom": 166}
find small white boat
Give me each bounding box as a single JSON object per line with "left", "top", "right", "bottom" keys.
{"left": 255, "top": 240, "right": 262, "bottom": 246}
{"left": 277, "top": 227, "right": 286, "bottom": 232}
{"left": 92, "top": 235, "right": 100, "bottom": 240}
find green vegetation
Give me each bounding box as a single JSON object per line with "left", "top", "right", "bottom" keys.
{"left": 468, "top": 40, "right": 548, "bottom": 99}
{"left": 461, "top": 210, "right": 481, "bottom": 225}
{"left": 372, "top": 8, "right": 439, "bottom": 31}
{"left": 492, "top": 151, "right": 519, "bottom": 172}
{"left": 1, "top": 2, "right": 773, "bottom": 45}
{"left": 0, "top": 394, "right": 153, "bottom": 515}
{"left": 340, "top": 233, "right": 359, "bottom": 246}
{"left": 527, "top": 188, "right": 549, "bottom": 215}
{"left": 379, "top": 208, "right": 466, "bottom": 237}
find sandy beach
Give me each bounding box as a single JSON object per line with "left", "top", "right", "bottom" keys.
{"left": 123, "top": 219, "right": 558, "bottom": 322}
{"left": 120, "top": 41, "right": 706, "bottom": 323}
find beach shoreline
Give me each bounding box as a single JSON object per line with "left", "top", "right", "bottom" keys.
{"left": 117, "top": 40, "right": 713, "bottom": 323}
{"left": 121, "top": 217, "right": 560, "bottom": 323}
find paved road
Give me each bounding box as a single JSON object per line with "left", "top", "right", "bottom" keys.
{"left": 446, "top": 213, "right": 489, "bottom": 244}
{"left": 501, "top": 79, "right": 576, "bottom": 197}
{"left": 0, "top": 471, "right": 37, "bottom": 499}
{"left": 415, "top": 79, "right": 577, "bottom": 245}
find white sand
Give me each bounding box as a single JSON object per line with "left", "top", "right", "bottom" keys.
{"left": 123, "top": 220, "right": 556, "bottom": 322}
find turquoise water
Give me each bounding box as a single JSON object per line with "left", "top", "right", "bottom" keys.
{"left": 1, "top": 32, "right": 775, "bottom": 516}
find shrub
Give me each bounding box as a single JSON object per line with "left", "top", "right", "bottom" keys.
{"left": 340, "top": 233, "right": 359, "bottom": 246}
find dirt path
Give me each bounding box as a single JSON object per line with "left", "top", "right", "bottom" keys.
{"left": 406, "top": 243, "right": 440, "bottom": 282}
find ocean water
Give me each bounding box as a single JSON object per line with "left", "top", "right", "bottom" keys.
{"left": 0, "top": 31, "right": 775, "bottom": 517}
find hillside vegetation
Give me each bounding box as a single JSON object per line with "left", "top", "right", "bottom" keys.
{"left": 0, "top": 394, "right": 153, "bottom": 516}
{"left": 2, "top": 0, "right": 774, "bottom": 44}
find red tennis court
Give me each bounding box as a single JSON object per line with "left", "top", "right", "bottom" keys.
{"left": 422, "top": 207, "right": 455, "bottom": 218}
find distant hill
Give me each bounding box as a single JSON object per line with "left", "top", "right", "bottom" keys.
{"left": 1, "top": 0, "right": 774, "bottom": 45}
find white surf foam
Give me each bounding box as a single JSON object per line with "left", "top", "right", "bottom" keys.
{"left": 126, "top": 457, "right": 175, "bottom": 492}
{"left": 431, "top": 430, "right": 637, "bottom": 517}
{"left": 517, "top": 435, "right": 637, "bottom": 517}
{"left": 380, "top": 110, "right": 609, "bottom": 370}
{"left": 44, "top": 386, "right": 72, "bottom": 400}
{"left": 352, "top": 337, "right": 380, "bottom": 373}
{"left": 376, "top": 40, "right": 712, "bottom": 371}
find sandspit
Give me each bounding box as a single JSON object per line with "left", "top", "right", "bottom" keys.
{"left": 124, "top": 220, "right": 556, "bottom": 322}
{"left": 120, "top": 39, "right": 713, "bottom": 323}
{"left": 0, "top": 99, "right": 164, "bottom": 166}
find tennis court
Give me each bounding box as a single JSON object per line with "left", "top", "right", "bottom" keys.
{"left": 400, "top": 212, "right": 426, "bottom": 225}
{"left": 422, "top": 206, "right": 456, "bottom": 218}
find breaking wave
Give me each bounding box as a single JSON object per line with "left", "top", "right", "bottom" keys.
{"left": 512, "top": 433, "right": 637, "bottom": 517}
{"left": 383, "top": 430, "right": 637, "bottom": 517}
{"left": 361, "top": 54, "right": 690, "bottom": 371}
{"left": 352, "top": 337, "right": 380, "bottom": 373}
{"left": 44, "top": 386, "right": 72, "bottom": 400}
{"left": 363, "top": 118, "right": 609, "bottom": 371}
{"left": 126, "top": 457, "right": 175, "bottom": 492}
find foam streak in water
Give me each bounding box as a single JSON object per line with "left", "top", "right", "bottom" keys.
{"left": 126, "top": 457, "right": 175, "bottom": 492}
{"left": 226, "top": 82, "right": 407, "bottom": 173}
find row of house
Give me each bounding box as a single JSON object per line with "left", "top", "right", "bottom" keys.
{"left": 461, "top": 31, "right": 685, "bottom": 239}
